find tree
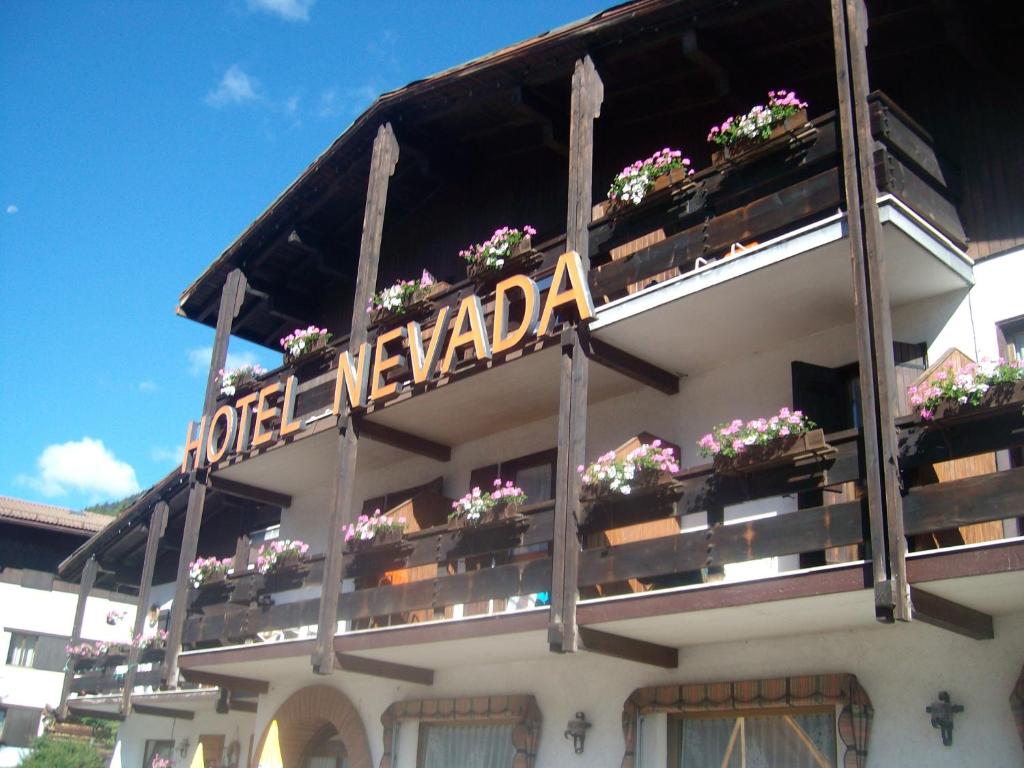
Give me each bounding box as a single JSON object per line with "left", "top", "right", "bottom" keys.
{"left": 17, "top": 736, "right": 106, "bottom": 768}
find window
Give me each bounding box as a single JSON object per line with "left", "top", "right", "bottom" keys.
{"left": 469, "top": 448, "right": 557, "bottom": 504}
{"left": 6, "top": 632, "right": 37, "bottom": 667}
{"left": 248, "top": 524, "right": 281, "bottom": 566}
{"left": 0, "top": 708, "right": 5, "bottom": 741}
{"left": 671, "top": 708, "right": 837, "bottom": 767}
{"left": 418, "top": 723, "right": 515, "bottom": 768}
{"left": 142, "top": 739, "right": 175, "bottom": 768}
{"left": 998, "top": 316, "right": 1024, "bottom": 362}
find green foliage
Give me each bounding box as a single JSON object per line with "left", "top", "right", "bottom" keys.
{"left": 78, "top": 716, "right": 118, "bottom": 748}
{"left": 17, "top": 736, "right": 106, "bottom": 768}
{"left": 83, "top": 493, "right": 141, "bottom": 517}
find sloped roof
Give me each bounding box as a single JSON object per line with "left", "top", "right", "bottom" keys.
{"left": 0, "top": 496, "right": 111, "bottom": 535}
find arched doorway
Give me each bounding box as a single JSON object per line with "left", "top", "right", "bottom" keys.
{"left": 253, "top": 685, "right": 372, "bottom": 768}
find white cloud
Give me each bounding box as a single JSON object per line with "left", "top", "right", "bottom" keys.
{"left": 247, "top": 0, "right": 313, "bottom": 22}
{"left": 206, "top": 64, "right": 260, "bottom": 108}
{"left": 135, "top": 380, "right": 159, "bottom": 394}
{"left": 151, "top": 444, "right": 185, "bottom": 465}
{"left": 17, "top": 438, "right": 140, "bottom": 500}
{"left": 187, "top": 346, "right": 267, "bottom": 377}
{"left": 5, "top": 205, "right": 17, "bottom": 214}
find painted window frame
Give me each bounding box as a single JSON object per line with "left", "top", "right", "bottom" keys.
{"left": 5, "top": 631, "right": 38, "bottom": 668}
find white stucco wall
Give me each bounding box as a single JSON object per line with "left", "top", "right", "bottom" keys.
{"left": 111, "top": 708, "right": 255, "bottom": 768}
{"left": 157, "top": 609, "right": 1021, "bottom": 768}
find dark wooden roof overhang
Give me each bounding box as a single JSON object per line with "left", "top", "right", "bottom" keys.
{"left": 174, "top": 0, "right": 795, "bottom": 346}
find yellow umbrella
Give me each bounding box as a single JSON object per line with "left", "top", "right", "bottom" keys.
{"left": 258, "top": 720, "right": 284, "bottom": 768}
{"left": 188, "top": 742, "right": 205, "bottom": 768}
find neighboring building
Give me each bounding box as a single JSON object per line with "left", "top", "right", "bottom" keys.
{"left": 58, "top": 1, "right": 1023, "bottom": 767}
{"left": 0, "top": 497, "right": 130, "bottom": 766}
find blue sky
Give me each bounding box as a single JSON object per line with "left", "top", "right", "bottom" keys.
{"left": 0, "top": 0, "right": 610, "bottom": 509}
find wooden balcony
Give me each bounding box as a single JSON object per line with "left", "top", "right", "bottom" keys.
{"left": 181, "top": 394, "right": 1024, "bottom": 653}
{"left": 68, "top": 649, "right": 166, "bottom": 697}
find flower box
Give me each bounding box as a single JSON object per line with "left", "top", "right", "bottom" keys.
{"left": 346, "top": 527, "right": 404, "bottom": 553}
{"left": 284, "top": 334, "right": 330, "bottom": 367}
{"left": 579, "top": 433, "right": 680, "bottom": 502}
{"left": 466, "top": 236, "right": 540, "bottom": 288}
{"left": 370, "top": 280, "right": 450, "bottom": 329}
{"left": 711, "top": 108, "right": 809, "bottom": 167}
{"left": 712, "top": 427, "right": 832, "bottom": 475}
{"left": 593, "top": 165, "right": 696, "bottom": 221}
{"left": 449, "top": 502, "right": 523, "bottom": 531}
{"left": 921, "top": 379, "right": 1024, "bottom": 426}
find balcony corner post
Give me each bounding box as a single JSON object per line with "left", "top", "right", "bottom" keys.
{"left": 830, "top": 0, "right": 910, "bottom": 622}
{"left": 550, "top": 56, "right": 602, "bottom": 655}
{"left": 57, "top": 555, "right": 98, "bottom": 720}
{"left": 312, "top": 123, "right": 399, "bottom": 675}
{"left": 163, "top": 267, "right": 248, "bottom": 687}
{"left": 121, "top": 501, "right": 168, "bottom": 715}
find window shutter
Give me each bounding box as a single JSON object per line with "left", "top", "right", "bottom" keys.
{"left": 1, "top": 706, "right": 41, "bottom": 747}
{"left": 32, "top": 634, "right": 70, "bottom": 672}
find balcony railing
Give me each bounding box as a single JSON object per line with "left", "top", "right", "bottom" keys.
{"left": 182, "top": 389, "right": 1024, "bottom": 650}
{"left": 68, "top": 649, "right": 166, "bottom": 697}
{"left": 202, "top": 92, "right": 962, "bottom": 472}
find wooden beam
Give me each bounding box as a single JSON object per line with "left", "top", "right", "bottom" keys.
{"left": 335, "top": 652, "right": 434, "bottom": 686}
{"left": 132, "top": 703, "right": 195, "bottom": 720}
{"left": 910, "top": 586, "right": 994, "bottom": 640}
{"left": 577, "top": 626, "right": 678, "bottom": 668}
{"left": 208, "top": 475, "right": 292, "bottom": 508}
{"left": 58, "top": 556, "right": 98, "bottom": 719}
{"left": 164, "top": 267, "right": 248, "bottom": 688}
{"left": 582, "top": 332, "right": 679, "bottom": 394}
{"left": 178, "top": 669, "right": 270, "bottom": 694}
{"left": 228, "top": 698, "right": 259, "bottom": 714}
{"left": 67, "top": 706, "right": 124, "bottom": 722}
{"left": 550, "top": 55, "right": 603, "bottom": 656}
{"left": 121, "top": 502, "right": 169, "bottom": 715}
{"left": 358, "top": 418, "right": 452, "bottom": 462}
{"left": 313, "top": 122, "right": 399, "bottom": 675}
{"left": 831, "top": 0, "right": 908, "bottom": 622}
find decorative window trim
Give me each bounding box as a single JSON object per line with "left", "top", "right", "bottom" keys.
{"left": 620, "top": 673, "right": 873, "bottom": 768}
{"left": 379, "top": 694, "right": 541, "bottom": 768}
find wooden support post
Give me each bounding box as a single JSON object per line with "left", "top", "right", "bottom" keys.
{"left": 312, "top": 123, "right": 399, "bottom": 674}
{"left": 57, "top": 556, "right": 98, "bottom": 719}
{"left": 207, "top": 475, "right": 293, "bottom": 508}
{"left": 358, "top": 419, "right": 452, "bottom": 462}
{"left": 549, "top": 56, "right": 602, "bottom": 655}
{"left": 909, "top": 586, "right": 994, "bottom": 640}
{"left": 120, "top": 502, "right": 169, "bottom": 715}
{"left": 164, "top": 267, "right": 248, "bottom": 687}
{"left": 578, "top": 626, "right": 678, "bottom": 669}
{"left": 830, "top": 0, "right": 909, "bottom": 622}
{"left": 335, "top": 652, "right": 434, "bottom": 685}
{"left": 581, "top": 332, "right": 680, "bottom": 395}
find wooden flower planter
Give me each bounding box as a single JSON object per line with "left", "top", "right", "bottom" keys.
{"left": 449, "top": 503, "right": 524, "bottom": 532}
{"left": 72, "top": 655, "right": 98, "bottom": 672}
{"left": 284, "top": 335, "right": 331, "bottom": 368}
{"left": 922, "top": 379, "right": 1024, "bottom": 426}
{"left": 370, "top": 282, "right": 451, "bottom": 330}
{"left": 346, "top": 528, "right": 405, "bottom": 554}
{"left": 592, "top": 165, "right": 697, "bottom": 221}
{"left": 140, "top": 644, "right": 167, "bottom": 663}
{"left": 466, "top": 237, "right": 541, "bottom": 289}
{"left": 713, "top": 428, "right": 834, "bottom": 475}
{"left": 101, "top": 644, "right": 133, "bottom": 666}
{"left": 711, "top": 109, "right": 810, "bottom": 167}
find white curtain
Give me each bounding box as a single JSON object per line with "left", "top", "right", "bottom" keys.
{"left": 420, "top": 724, "right": 515, "bottom": 768}
{"left": 680, "top": 712, "right": 836, "bottom": 768}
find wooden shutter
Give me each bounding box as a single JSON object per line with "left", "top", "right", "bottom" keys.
{"left": 32, "top": 634, "right": 71, "bottom": 672}
{"left": 0, "top": 706, "right": 42, "bottom": 747}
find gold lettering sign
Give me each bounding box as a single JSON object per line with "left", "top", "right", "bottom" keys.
{"left": 185, "top": 251, "right": 595, "bottom": 468}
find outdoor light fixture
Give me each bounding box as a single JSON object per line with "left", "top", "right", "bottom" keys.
{"left": 564, "top": 711, "right": 591, "bottom": 754}
{"left": 926, "top": 691, "right": 963, "bottom": 746}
